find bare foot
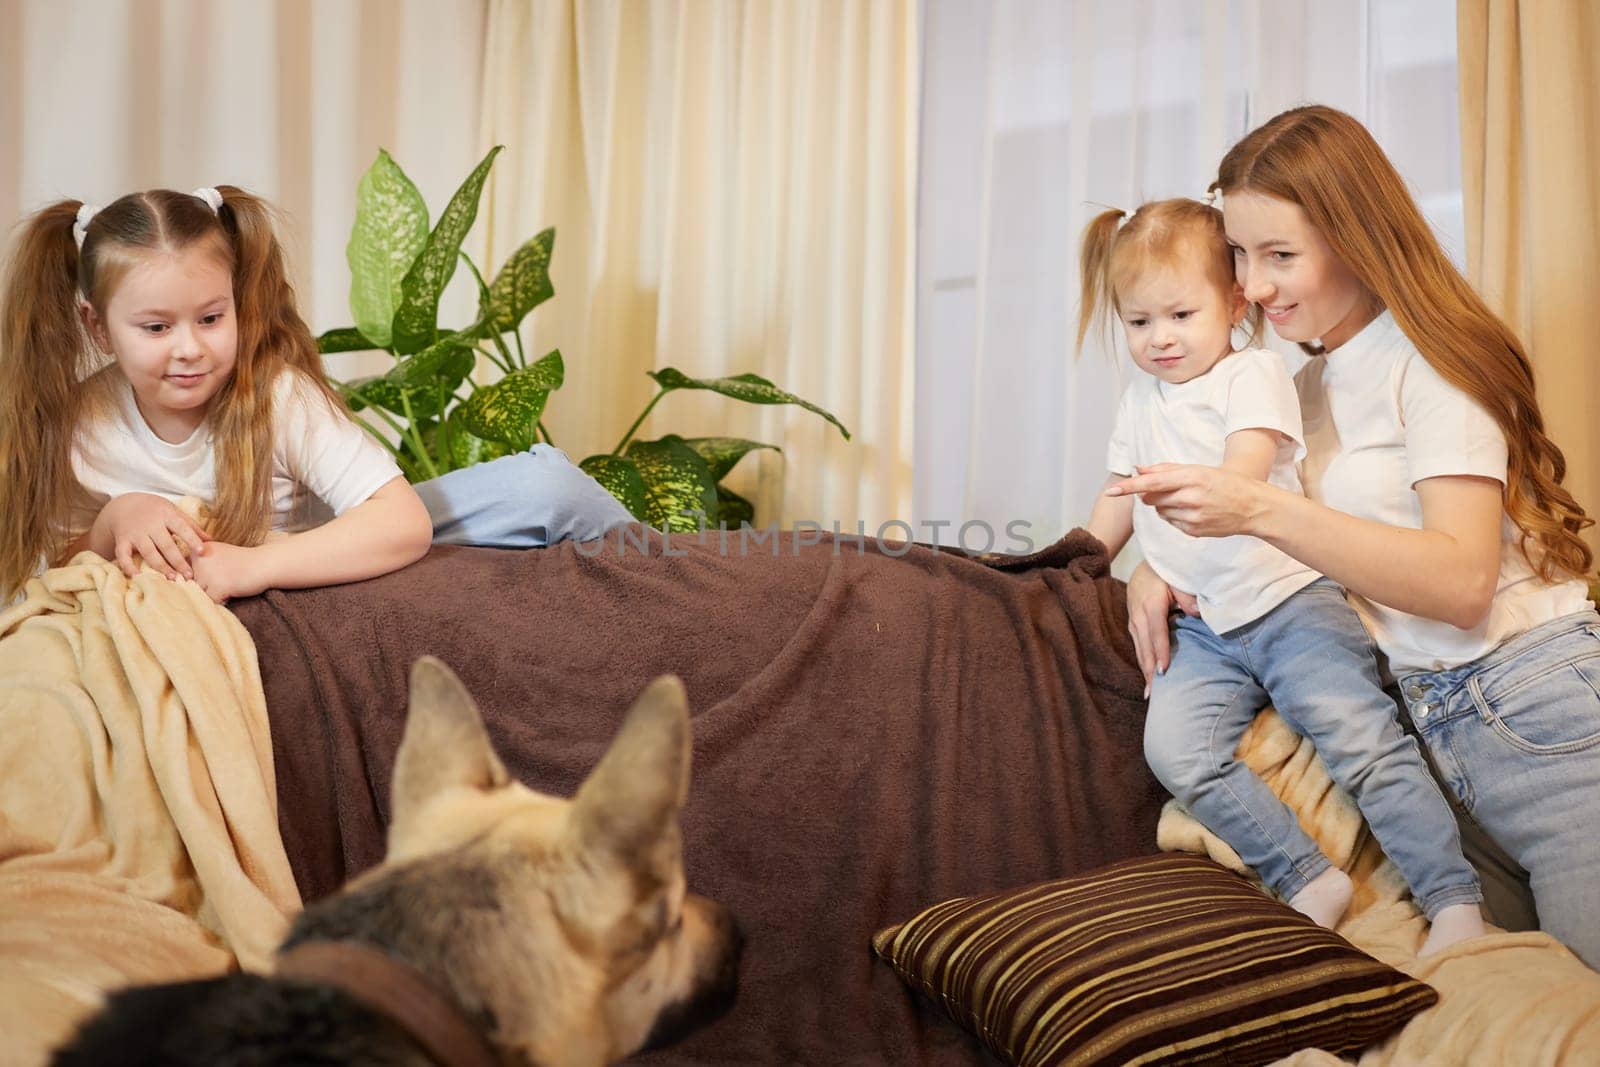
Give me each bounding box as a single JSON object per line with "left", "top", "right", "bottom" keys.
{"left": 1288, "top": 867, "right": 1353, "bottom": 929}
{"left": 1420, "top": 902, "right": 1486, "bottom": 957}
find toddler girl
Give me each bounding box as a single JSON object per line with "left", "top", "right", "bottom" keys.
{"left": 1081, "top": 197, "right": 1484, "bottom": 954}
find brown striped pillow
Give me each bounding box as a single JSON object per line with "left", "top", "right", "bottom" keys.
{"left": 872, "top": 853, "right": 1437, "bottom": 1066}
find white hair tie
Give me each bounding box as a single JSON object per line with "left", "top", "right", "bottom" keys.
{"left": 192, "top": 187, "right": 224, "bottom": 214}
{"left": 1202, "top": 188, "right": 1222, "bottom": 209}
{"left": 73, "top": 202, "right": 100, "bottom": 249}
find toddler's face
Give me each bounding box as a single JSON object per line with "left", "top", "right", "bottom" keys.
{"left": 1117, "top": 263, "right": 1242, "bottom": 385}
{"left": 86, "top": 243, "right": 238, "bottom": 444}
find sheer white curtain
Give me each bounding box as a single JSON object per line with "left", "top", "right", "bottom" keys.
{"left": 1, "top": 0, "right": 488, "bottom": 385}
{"left": 916, "top": 0, "right": 1463, "bottom": 567}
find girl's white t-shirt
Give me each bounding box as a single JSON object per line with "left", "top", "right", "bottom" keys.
{"left": 71, "top": 366, "right": 402, "bottom": 534}
{"left": 1107, "top": 347, "right": 1320, "bottom": 634}
{"left": 1296, "top": 310, "right": 1591, "bottom": 676}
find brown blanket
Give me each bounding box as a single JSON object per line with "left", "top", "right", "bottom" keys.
{"left": 233, "top": 527, "right": 1166, "bottom": 1065}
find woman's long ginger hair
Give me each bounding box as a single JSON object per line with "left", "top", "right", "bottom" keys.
{"left": 0, "top": 186, "right": 341, "bottom": 601}
{"left": 1215, "top": 104, "right": 1593, "bottom": 582}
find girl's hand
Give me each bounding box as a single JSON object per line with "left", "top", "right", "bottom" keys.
{"left": 1124, "top": 561, "right": 1197, "bottom": 698}
{"left": 92, "top": 493, "right": 211, "bottom": 580}
{"left": 189, "top": 543, "right": 269, "bottom": 604}
{"left": 1106, "top": 463, "right": 1266, "bottom": 538}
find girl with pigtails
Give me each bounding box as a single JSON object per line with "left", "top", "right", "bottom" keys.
{"left": 0, "top": 186, "right": 433, "bottom": 605}
{"left": 1081, "top": 196, "right": 1487, "bottom": 955}
{"left": 1113, "top": 105, "right": 1600, "bottom": 966}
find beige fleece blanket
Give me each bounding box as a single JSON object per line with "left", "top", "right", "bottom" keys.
{"left": 0, "top": 555, "right": 300, "bottom": 1067}
{"left": 1158, "top": 708, "right": 1600, "bottom": 1066}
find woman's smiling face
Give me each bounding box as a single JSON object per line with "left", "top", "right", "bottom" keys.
{"left": 1223, "top": 189, "right": 1377, "bottom": 352}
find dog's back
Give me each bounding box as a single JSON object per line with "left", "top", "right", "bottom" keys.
{"left": 51, "top": 974, "right": 429, "bottom": 1066}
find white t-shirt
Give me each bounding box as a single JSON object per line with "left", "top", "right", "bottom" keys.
{"left": 71, "top": 366, "right": 402, "bottom": 535}
{"left": 1107, "top": 347, "right": 1320, "bottom": 633}
{"left": 1296, "top": 310, "right": 1592, "bottom": 675}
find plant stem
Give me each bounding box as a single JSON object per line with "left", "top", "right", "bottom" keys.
{"left": 537, "top": 420, "right": 556, "bottom": 448}
{"left": 399, "top": 392, "right": 441, "bottom": 480}
{"left": 513, "top": 328, "right": 527, "bottom": 368}
{"left": 334, "top": 383, "right": 407, "bottom": 454}
{"left": 475, "top": 344, "right": 513, "bottom": 376}
{"left": 490, "top": 328, "right": 518, "bottom": 371}
{"left": 612, "top": 388, "right": 667, "bottom": 455}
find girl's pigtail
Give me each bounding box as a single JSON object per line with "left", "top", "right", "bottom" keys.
{"left": 1076, "top": 208, "right": 1126, "bottom": 355}
{"left": 205, "top": 187, "right": 337, "bottom": 547}
{"left": 0, "top": 202, "right": 93, "bottom": 601}
{"left": 214, "top": 186, "right": 322, "bottom": 382}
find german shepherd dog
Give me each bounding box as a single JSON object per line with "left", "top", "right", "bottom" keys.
{"left": 53, "top": 657, "right": 742, "bottom": 1066}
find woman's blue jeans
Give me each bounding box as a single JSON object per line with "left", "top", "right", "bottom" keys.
{"left": 1394, "top": 608, "right": 1600, "bottom": 966}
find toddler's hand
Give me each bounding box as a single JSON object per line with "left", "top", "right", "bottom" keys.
{"left": 94, "top": 493, "right": 211, "bottom": 580}
{"left": 189, "top": 542, "right": 269, "bottom": 604}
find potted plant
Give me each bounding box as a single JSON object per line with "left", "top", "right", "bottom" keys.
{"left": 317, "top": 146, "right": 850, "bottom": 532}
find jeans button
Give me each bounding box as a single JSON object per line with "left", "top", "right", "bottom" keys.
{"left": 1405, "top": 685, "right": 1424, "bottom": 700}
{"left": 1415, "top": 702, "right": 1432, "bottom": 719}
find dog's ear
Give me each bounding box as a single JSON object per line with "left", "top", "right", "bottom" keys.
{"left": 392, "top": 657, "right": 511, "bottom": 819}
{"left": 570, "top": 675, "right": 690, "bottom": 867}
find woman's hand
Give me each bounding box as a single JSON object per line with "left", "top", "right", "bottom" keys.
{"left": 1106, "top": 463, "right": 1268, "bottom": 539}
{"left": 1124, "top": 561, "right": 1197, "bottom": 698}
{"left": 90, "top": 493, "right": 211, "bottom": 580}
{"left": 189, "top": 542, "right": 268, "bottom": 604}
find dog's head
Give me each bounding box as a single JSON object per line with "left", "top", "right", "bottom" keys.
{"left": 373, "top": 657, "right": 741, "bottom": 1066}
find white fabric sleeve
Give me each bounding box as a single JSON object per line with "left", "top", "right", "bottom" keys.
{"left": 1399, "top": 354, "right": 1507, "bottom": 486}
{"left": 1105, "top": 389, "right": 1137, "bottom": 475}
{"left": 1220, "top": 349, "right": 1306, "bottom": 461}
{"left": 275, "top": 371, "right": 404, "bottom": 515}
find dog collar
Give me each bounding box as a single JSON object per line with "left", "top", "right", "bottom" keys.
{"left": 275, "top": 940, "right": 500, "bottom": 1067}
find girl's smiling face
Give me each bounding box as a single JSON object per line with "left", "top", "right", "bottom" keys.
{"left": 1223, "top": 189, "right": 1377, "bottom": 352}
{"left": 84, "top": 242, "right": 237, "bottom": 444}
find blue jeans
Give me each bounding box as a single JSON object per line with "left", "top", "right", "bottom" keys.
{"left": 1145, "top": 577, "right": 1482, "bottom": 918}
{"left": 1396, "top": 608, "right": 1600, "bottom": 967}
{"left": 414, "top": 444, "right": 636, "bottom": 549}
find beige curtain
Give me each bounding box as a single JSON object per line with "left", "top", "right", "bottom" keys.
{"left": 1458, "top": 0, "right": 1600, "bottom": 559}
{"left": 478, "top": 0, "right": 918, "bottom": 529}
{"left": 0, "top": 0, "right": 488, "bottom": 386}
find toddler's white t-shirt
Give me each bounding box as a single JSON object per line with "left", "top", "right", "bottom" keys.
{"left": 1107, "top": 347, "right": 1320, "bottom": 634}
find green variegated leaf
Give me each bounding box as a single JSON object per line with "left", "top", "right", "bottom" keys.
{"left": 457, "top": 350, "right": 564, "bottom": 449}
{"left": 347, "top": 150, "right": 428, "bottom": 349}
{"left": 392, "top": 145, "right": 504, "bottom": 355}
{"left": 441, "top": 410, "right": 515, "bottom": 471}
{"left": 713, "top": 485, "right": 755, "bottom": 528}
{"left": 579, "top": 454, "right": 650, "bottom": 521}
{"left": 512, "top": 349, "right": 564, "bottom": 389}
{"left": 484, "top": 228, "right": 555, "bottom": 333}
{"left": 625, "top": 435, "right": 719, "bottom": 533}
{"left": 317, "top": 326, "right": 382, "bottom": 354}
{"left": 683, "top": 437, "right": 781, "bottom": 481}
{"left": 343, "top": 375, "right": 451, "bottom": 421}
{"left": 385, "top": 334, "right": 475, "bottom": 390}
{"left": 647, "top": 368, "right": 851, "bottom": 439}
